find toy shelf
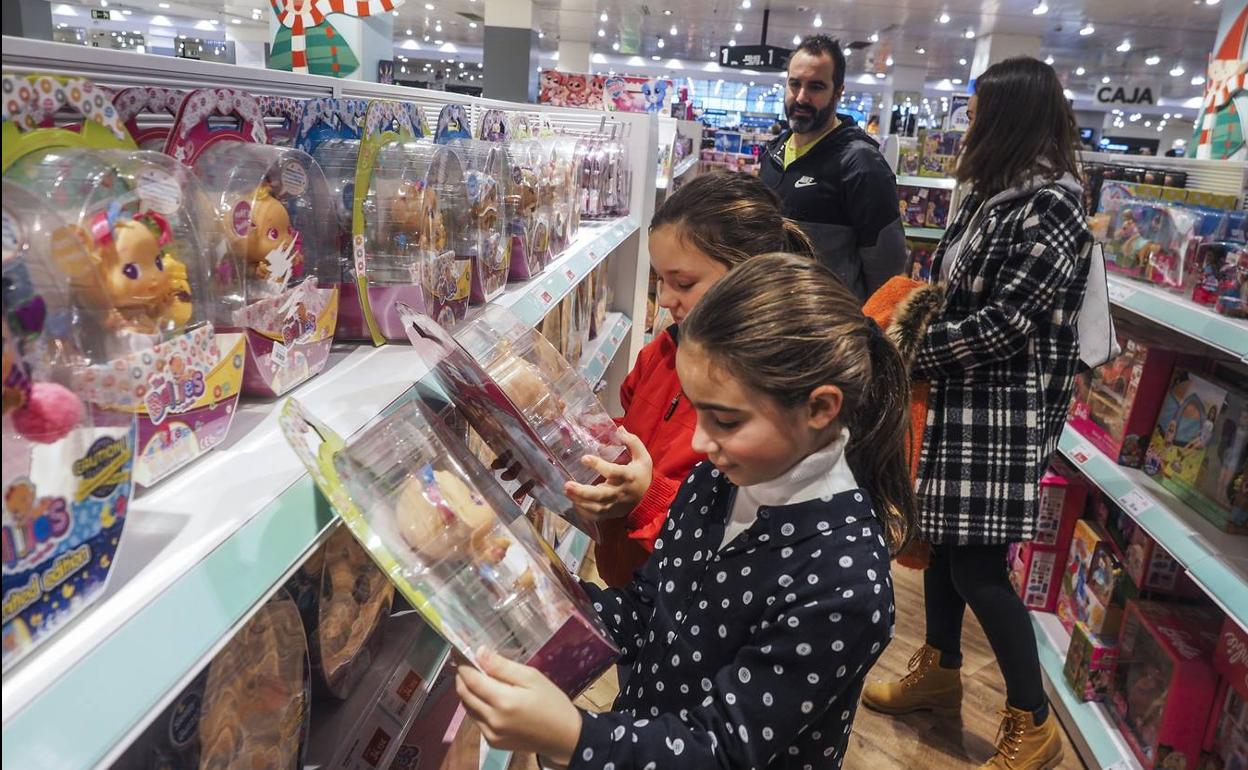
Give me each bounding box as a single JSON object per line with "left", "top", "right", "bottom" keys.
{"left": 896, "top": 174, "right": 958, "bottom": 191}
{"left": 1031, "top": 612, "right": 1143, "bottom": 770}
{"left": 1106, "top": 275, "right": 1248, "bottom": 364}
{"left": 580, "top": 313, "right": 633, "bottom": 389}
{"left": 905, "top": 226, "right": 947, "bottom": 240}
{"left": 1057, "top": 428, "right": 1248, "bottom": 625}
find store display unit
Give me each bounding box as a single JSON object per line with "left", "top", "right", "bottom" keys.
{"left": 0, "top": 34, "right": 658, "bottom": 770}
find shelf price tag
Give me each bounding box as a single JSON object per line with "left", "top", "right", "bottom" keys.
{"left": 1067, "top": 442, "right": 1096, "bottom": 466}
{"left": 565, "top": 267, "right": 577, "bottom": 282}
{"left": 539, "top": 289, "right": 555, "bottom": 308}
{"left": 1107, "top": 282, "right": 1136, "bottom": 304}
{"left": 1116, "top": 488, "right": 1153, "bottom": 517}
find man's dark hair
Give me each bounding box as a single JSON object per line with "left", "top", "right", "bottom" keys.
{"left": 792, "top": 35, "right": 846, "bottom": 94}
{"left": 955, "top": 56, "right": 1082, "bottom": 199}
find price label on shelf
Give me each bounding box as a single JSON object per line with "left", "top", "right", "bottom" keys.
{"left": 539, "top": 290, "right": 555, "bottom": 307}
{"left": 1067, "top": 442, "right": 1095, "bottom": 466}
{"left": 270, "top": 342, "right": 289, "bottom": 369}
{"left": 565, "top": 267, "right": 577, "bottom": 281}
{"left": 1116, "top": 488, "right": 1153, "bottom": 517}
{"left": 1107, "top": 282, "right": 1137, "bottom": 304}
{"left": 596, "top": 351, "right": 609, "bottom": 367}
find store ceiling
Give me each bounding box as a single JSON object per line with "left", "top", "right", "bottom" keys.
{"left": 47, "top": 0, "right": 1224, "bottom": 101}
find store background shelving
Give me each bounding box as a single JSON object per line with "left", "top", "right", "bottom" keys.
{"left": 1, "top": 35, "right": 659, "bottom": 770}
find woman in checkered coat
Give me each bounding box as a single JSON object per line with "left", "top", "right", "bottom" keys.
{"left": 863, "top": 58, "right": 1091, "bottom": 770}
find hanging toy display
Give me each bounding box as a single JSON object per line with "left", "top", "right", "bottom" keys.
{"left": 111, "top": 86, "right": 185, "bottom": 152}
{"left": 315, "top": 100, "right": 469, "bottom": 342}
{"left": 1, "top": 181, "right": 136, "bottom": 671}
{"left": 479, "top": 108, "right": 511, "bottom": 143}
{"left": 3, "top": 74, "right": 246, "bottom": 488}
{"left": 295, "top": 96, "right": 368, "bottom": 155}
{"left": 278, "top": 395, "right": 619, "bottom": 698}
{"left": 504, "top": 138, "right": 551, "bottom": 278}
{"left": 445, "top": 139, "right": 509, "bottom": 304}
{"left": 163, "top": 87, "right": 268, "bottom": 164}
{"left": 192, "top": 142, "right": 339, "bottom": 396}
{"left": 260, "top": 95, "right": 305, "bottom": 148}
{"left": 433, "top": 103, "right": 472, "bottom": 144}
{"left": 538, "top": 133, "right": 581, "bottom": 256}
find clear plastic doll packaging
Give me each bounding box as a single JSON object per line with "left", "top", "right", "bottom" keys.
{"left": 455, "top": 304, "right": 627, "bottom": 483}
{"left": 192, "top": 141, "right": 339, "bottom": 396}
{"left": 502, "top": 138, "right": 549, "bottom": 281}
{"left": 286, "top": 524, "right": 394, "bottom": 700}
{"left": 445, "top": 138, "right": 510, "bottom": 305}
{"left": 1, "top": 181, "right": 136, "bottom": 671}
{"left": 112, "top": 87, "right": 185, "bottom": 152}
{"left": 5, "top": 148, "right": 246, "bottom": 487}
{"left": 538, "top": 135, "right": 583, "bottom": 256}
{"left": 328, "top": 397, "right": 618, "bottom": 696}
{"left": 198, "top": 589, "right": 311, "bottom": 770}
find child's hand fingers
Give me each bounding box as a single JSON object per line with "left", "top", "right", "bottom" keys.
{"left": 616, "top": 429, "right": 649, "bottom": 462}
{"left": 457, "top": 661, "right": 512, "bottom": 704}
{"left": 477, "top": 647, "right": 536, "bottom": 687}
{"left": 456, "top": 675, "right": 496, "bottom": 727}
{"left": 581, "top": 454, "right": 630, "bottom": 482}
{"left": 565, "top": 481, "right": 621, "bottom": 504}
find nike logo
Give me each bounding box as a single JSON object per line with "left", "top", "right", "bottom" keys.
{"left": 794, "top": 176, "right": 817, "bottom": 188}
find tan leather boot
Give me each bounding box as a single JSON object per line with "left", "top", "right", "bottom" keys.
{"left": 861, "top": 644, "right": 962, "bottom": 717}
{"left": 980, "top": 705, "right": 1063, "bottom": 770}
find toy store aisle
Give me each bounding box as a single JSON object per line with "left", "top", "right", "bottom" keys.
{"left": 489, "top": 554, "right": 1089, "bottom": 770}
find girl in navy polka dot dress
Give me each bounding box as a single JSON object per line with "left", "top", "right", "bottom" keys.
{"left": 457, "top": 254, "right": 918, "bottom": 770}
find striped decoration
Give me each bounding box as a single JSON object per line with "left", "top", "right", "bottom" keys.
{"left": 269, "top": 0, "right": 403, "bottom": 75}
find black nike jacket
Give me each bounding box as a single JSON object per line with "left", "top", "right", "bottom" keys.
{"left": 761, "top": 116, "right": 908, "bottom": 300}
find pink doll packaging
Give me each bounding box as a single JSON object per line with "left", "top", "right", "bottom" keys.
{"left": 1201, "top": 618, "right": 1248, "bottom": 770}
{"left": 1033, "top": 462, "right": 1088, "bottom": 551}
{"left": 278, "top": 396, "right": 619, "bottom": 698}
{"left": 1008, "top": 466, "right": 1088, "bottom": 613}
{"left": 1068, "top": 333, "right": 1178, "bottom": 468}
{"left": 1008, "top": 541, "right": 1063, "bottom": 612}
{"left": 260, "top": 95, "right": 304, "bottom": 147}
{"left": 2, "top": 182, "right": 136, "bottom": 670}
{"left": 1056, "top": 519, "right": 1132, "bottom": 638}
{"left": 445, "top": 139, "right": 511, "bottom": 305}
{"left": 112, "top": 86, "right": 185, "bottom": 151}
{"left": 502, "top": 139, "right": 548, "bottom": 281}
{"left": 1145, "top": 368, "right": 1230, "bottom": 499}
{"left": 1064, "top": 621, "right": 1119, "bottom": 702}
{"left": 1112, "top": 600, "right": 1223, "bottom": 770}
{"left": 1192, "top": 242, "right": 1248, "bottom": 310}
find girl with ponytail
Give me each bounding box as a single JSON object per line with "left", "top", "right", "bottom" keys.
{"left": 457, "top": 254, "right": 910, "bottom": 770}
{"left": 567, "top": 171, "right": 817, "bottom": 587}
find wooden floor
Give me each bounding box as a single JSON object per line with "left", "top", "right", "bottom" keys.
{"left": 445, "top": 553, "right": 1089, "bottom": 770}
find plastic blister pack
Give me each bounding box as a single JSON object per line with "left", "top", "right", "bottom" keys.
{"left": 278, "top": 396, "right": 617, "bottom": 696}
{"left": 504, "top": 138, "right": 550, "bottom": 279}
{"left": 111, "top": 86, "right": 185, "bottom": 152}
{"left": 2, "top": 181, "right": 136, "bottom": 670}
{"left": 446, "top": 139, "right": 510, "bottom": 304}
{"left": 192, "top": 141, "right": 339, "bottom": 395}
{"left": 539, "top": 135, "right": 582, "bottom": 255}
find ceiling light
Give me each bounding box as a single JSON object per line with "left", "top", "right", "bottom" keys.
{"left": 664, "top": 8, "right": 673, "bottom": 14}
{"left": 1145, "top": 54, "right": 1160, "bottom": 65}
{"left": 1075, "top": 66, "right": 1086, "bottom": 75}
{"left": 157, "top": 1, "right": 169, "bottom": 7}
{"left": 1044, "top": 55, "right": 1055, "bottom": 65}
{"left": 598, "top": 28, "right": 605, "bottom": 36}
{"left": 1079, "top": 23, "right": 1095, "bottom": 36}
{"left": 964, "top": 28, "right": 975, "bottom": 38}
{"left": 885, "top": 55, "right": 894, "bottom": 66}
{"left": 600, "top": 11, "right": 608, "bottom": 21}
{"left": 1102, "top": 75, "right": 1111, "bottom": 83}
{"left": 813, "top": 14, "right": 822, "bottom": 27}
{"left": 1032, "top": 1, "right": 1048, "bottom": 15}
{"left": 651, "top": 54, "right": 661, "bottom": 60}
{"left": 959, "top": 57, "right": 967, "bottom": 66}
{"left": 1205, "top": 0, "right": 1221, "bottom": 4}
{"left": 793, "top": 33, "right": 802, "bottom": 45}
{"left": 1191, "top": 74, "right": 1206, "bottom": 86}
{"left": 1170, "top": 64, "right": 1185, "bottom": 76}
{"left": 657, "top": 37, "right": 665, "bottom": 48}
{"left": 952, "top": 77, "right": 963, "bottom": 84}
{"left": 1117, "top": 39, "right": 1131, "bottom": 52}
{"left": 231, "top": 17, "right": 240, "bottom": 23}
{"left": 729, "top": 38, "right": 736, "bottom": 46}
{"left": 405, "top": 27, "right": 413, "bottom": 34}
{"left": 671, "top": 24, "right": 679, "bottom": 35}
{"left": 1174, "top": 113, "right": 1183, "bottom": 119}
{"left": 424, "top": 2, "right": 434, "bottom": 8}
{"left": 938, "top": 11, "right": 951, "bottom": 23}
{"left": 1145, "top": 120, "right": 1152, "bottom": 127}
{"left": 1063, "top": 88, "right": 1074, "bottom": 99}
{"left": 875, "top": 72, "right": 886, "bottom": 79}
{"left": 121, "top": 8, "right": 131, "bottom": 14}
{"left": 612, "top": 41, "right": 620, "bottom": 50}
{"left": 734, "top": 21, "right": 743, "bottom": 31}
{"left": 424, "top": 34, "right": 430, "bottom": 40}
{"left": 434, "top": 22, "right": 442, "bottom": 32}
{"left": 538, "top": 31, "right": 544, "bottom": 38}
{"left": 742, "top": 0, "right": 751, "bottom": 6}
{"left": 99, "top": 0, "right": 108, "bottom": 6}
{"left": 916, "top": 46, "right": 926, "bottom": 54}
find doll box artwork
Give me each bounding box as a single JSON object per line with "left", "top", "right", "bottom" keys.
{"left": 1190, "top": 385, "right": 1248, "bottom": 534}
{"left": 1111, "top": 600, "right": 1223, "bottom": 770}
{"left": 399, "top": 303, "right": 629, "bottom": 540}
{"left": 1064, "top": 622, "right": 1119, "bottom": 703}
{"left": 1056, "top": 519, "right": 1132, "bottom": 638}
{"left": 1068, "top": 335, "right": 1178, "bottom": 468}
{"left": 1202, "top": 619, "right": 1248, "bottom": 770}
{"left": 191, "top": 142, "right": 340, "bottom": 397}
{"left": 2, "top": 185, "right": 137, "bottom": 670}
{"left": 1033, "top": 463, "right": 1088, "bottom": 550}
{"left": 277, "top": 396, "right": 618, "bottom": 697}
{"left": 1145, "top": 369, "right": 1231, "bottom": 501}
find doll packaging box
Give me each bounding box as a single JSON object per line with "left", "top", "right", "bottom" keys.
{"left": 278, "top": 395, "right": 619, "bottom": 697}
{"left": 445, "top": 139, "right": 511, "bottom": 305}
{"left": 1202, "top": 618, "right": 1248, "bottom": 770}
{"left": 1056, "top": 519, "right": 1133, "bottom": 638}
{"left": 168, "top": 89, "right": 341, "bottom": 397}
{"left": 1145, "top": 368, "right": 1232, "bottom": 509}
{"left": 1111, "top": 600, "right": 1223, "bottom": 770}
{"left": 2, "top": 75, "right": 245, "bottom": 488}
{"left": 2, "top": 182, "right": 137, "bottom": 669}
{"left": 1008, "top": 541, "right": 1063, "bottom": 613}
{"left": 1006, "top": 467, "right": 1087, "bottom": 612}
{"left": 1190, "top": 385, "right": 1248, "bottom": 534}
{"left": 1064, "top": 621, "right": 1119, "bottom": 703}
{"left": 1068, "top": 334, "right": 1178, "bottom": 468}
{"left": 1033, "top": 462, "right": 1088, "bottom": 551}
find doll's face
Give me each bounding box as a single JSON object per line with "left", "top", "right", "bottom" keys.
{"left": 246, "top": 195, "right": 297, "bottom": 261}
{"left": 101, "top": 221, "right": 170, "bottom": 308}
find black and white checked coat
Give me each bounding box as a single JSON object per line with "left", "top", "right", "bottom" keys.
{"left": 915, "top": 176, "right": 1090, "bottom": 545}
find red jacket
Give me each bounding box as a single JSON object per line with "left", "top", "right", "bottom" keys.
{"left": 595, "top": 326, "right": 704, "bottom": 587}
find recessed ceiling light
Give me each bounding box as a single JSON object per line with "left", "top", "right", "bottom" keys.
{"left": 813, "top": 14, "right": 822, "bottom": 27}
{"left": 1191, "top": 74, "right": 1206, "bottom": 85}
{"left": 424, "top": 2, "right": 434, "bottom": 9}
{"left": 1170, "top": 64, "right": 1186, "bottom": 76}
{"left": 664, "top": 8, "right": 673, "bottom": 14}
{"left": 651, "top": 54, "right": 661, "bottom": 60}
{"left": 1079, "top": 23, "right": 1095, "bottom": 36}
{"left": 1075, "top": 66, "right": 1085, "bottom": 75}
{"left": 885, "top": 55, "right": 894, "bottom": 66}
{"left": 916, "top": 46, "right": 926, "bottom": 54}
{"left": 538, "top": 31, "right": 544, "bottom": 38}
{"left": 670, "top": 24, "right": 678, "bottom": 35}
{"left": 1032, "top": 1, "right": 1048, "bottom": 15}
{"left": 612, "top": 41, "right": 620, "bottom": 50}
{"left": 741, "top": 0, "right": 751, "bottom": 7}
{"left": 734, "top": 21, "right": 743, "bottom": 31}
{"left": 1117, "top": 39, "right": 1131, "bottom": 52}
{"left": 938, "top": 11, "right": 951, "bottom": 23}
{"left": 792, "top": 34, "right": 801, "bottom": 45}
{"left": 875, "top": 72, "right": 886, "bottom": 78}
{"left": 958, "top": 57, "right": 967, "bottom": 66}
{"left": 598, "top": 28, "right": 605, "bottom": 36}
{"left": 952, "top": 77, "right": 963, "bottom": 84}
{"left": 469, "top": 21, "right": 477, "bottom": 27}
{"left": 1205, "top": 0, "right": 1221, "bottom": 5}
{"left": 1063, "top": 87, "right": 1074, "bottom": 98}
{"left": 231, "top": 18, "right": 240, "bottom": 23}
{"left": 729, "top": 38, "right": 736, "bottom": 46}
{"left": 1044, "top": 55, "right": 1055, "bottom": 65}
{"left": 964, "top": 28, "right": 975, "bottom": 38}
{"left": 1145, "top": 54, "right": 1161, "bottom": 65}
{"left": 600, "top": 11, "right": 607, "bottom": 21}
{"left": 1145, "top": 120, "right": 1152, "bottom": 127}
{"left": 157, "top": 1, "right": 169, "bottom": 7}
{"left": 868, "top": 31, "right": 879, "bottom": 43}
{"left": 405, "top": 27, "right": 413, "bottom": 35}
{"left": 657, "top": 37, "right": 665, "bottom": 47}
{"left": 1102, "top": 75, "right": 1111, "bottom": 83}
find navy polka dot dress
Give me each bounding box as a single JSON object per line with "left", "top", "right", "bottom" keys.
{"left": 571, "top": 461, "right": 895, "bottom": 770}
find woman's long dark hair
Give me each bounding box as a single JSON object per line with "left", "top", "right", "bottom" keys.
{"left": 956, "top": 57, "right": 1082, "bottom": 198}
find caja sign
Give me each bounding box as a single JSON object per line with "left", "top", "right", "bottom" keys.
{"left": 1095, "top": 80, "right": 1160, "bottom": 107}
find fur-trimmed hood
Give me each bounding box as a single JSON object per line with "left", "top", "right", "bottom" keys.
{"left": 862, "top": 276, "right": 945, "bottom": 372}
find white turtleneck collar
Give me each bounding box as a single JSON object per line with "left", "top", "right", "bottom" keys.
{"left": 718, "top": 430, "right": 859, "bottom": 550}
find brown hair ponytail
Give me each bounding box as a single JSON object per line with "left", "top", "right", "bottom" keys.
{"left": 681, "top": 253, "right": 917, "bottom": 553}
{"left": 650, "top": 170, "right": 816, "bottom": 267}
